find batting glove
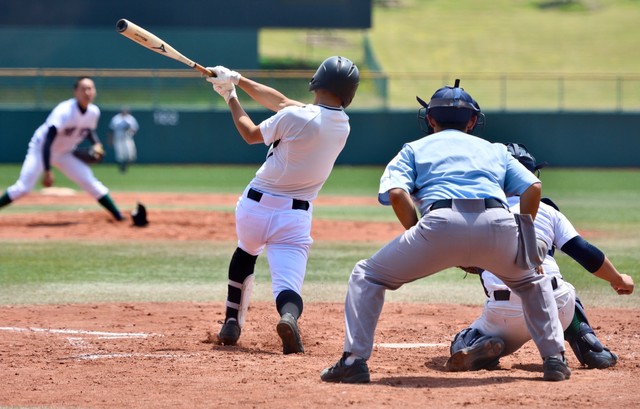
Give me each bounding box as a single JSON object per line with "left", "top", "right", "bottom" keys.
{"left": 212, "top": 81, "right": 238, "bottom": 104}
{"left": 205, "top": 66, "right": 241, "bottom": 85}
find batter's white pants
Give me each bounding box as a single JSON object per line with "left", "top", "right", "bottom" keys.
{"left": 471, "top": 279, "right": 576, "bottom": 356}
{"left": 7, "top": 144, "right": 109, "bottom": 201}
{"left": 343, "top": 200, "right": 564, "bottom": 360}
{"left": 235, "top": 186, "right": 313, "bottom": 300}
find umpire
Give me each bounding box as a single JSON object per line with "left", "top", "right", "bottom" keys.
{"left": 321, "top": 80, "right": 570, "bottom": 383}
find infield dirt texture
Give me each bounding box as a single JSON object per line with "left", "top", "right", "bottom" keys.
{"left": 1, "top": 192, "right": 638, "bottom": 408}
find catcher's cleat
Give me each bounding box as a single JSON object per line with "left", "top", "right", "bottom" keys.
{"left": 445, "top": 336, "right": 504, "bottom": 372}
{"left": 583, "top": 348, "right": 618, "bottom": 369}
{"left": 543, "top": 355, "right": 571, "bottom": 381}
{"left": 320, "top": 353, "right": 371, "bottom": 384}
{"left": 217, "top": 319, "right": 241, "bottom": 346}
{"left": 276, "top": 313, "right": 304, "bottom": 354}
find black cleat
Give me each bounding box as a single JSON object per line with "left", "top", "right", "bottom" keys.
{"left": 445, "top": 336, "right": 504, "bottom": 372}
{"left": 320, "top": 353, "right": 371, "bottom": 384}
{"left": 276, "top": 313, "right": 304, "bottom": 354}
{"left": 217, "top": 319, "right": 241, "bottom": 346}
{"left": 543, "top": 355, "right": 571, "bottom": 381}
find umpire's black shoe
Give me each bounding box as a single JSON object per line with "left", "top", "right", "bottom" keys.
{"left": 276, "top": 313, "right": 304, "bottom": 354}
{"left": 543, "top": 355, "right": 571, "bottom": 381}
{"left": 445, "top": 336, "right": 505, "bottom": 372}
{"left": 217, "top": 319, "right": 241, "bottom": 346}
{"left": 320, "top": 353, "right": 371, "bottom": 384}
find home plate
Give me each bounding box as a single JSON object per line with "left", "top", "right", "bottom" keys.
{"left": 376, "top": 342, "right": 448, "bottom": 349}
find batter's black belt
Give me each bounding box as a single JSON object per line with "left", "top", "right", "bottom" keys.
{"left": 429, "top": 198, "right": 505, "bottom": 211}
{"left": 493, "top": 276, "right": 559, "bottom": 301}
{"left": 247, "top": 188, "right": 310, "bottom": 211}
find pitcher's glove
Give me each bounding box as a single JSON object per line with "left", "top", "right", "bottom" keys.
{"left": 73, "top": 143, "right": 105, "bottom": 164}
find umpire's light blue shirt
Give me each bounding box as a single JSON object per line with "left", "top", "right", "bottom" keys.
{"left": 378, "top": 130, "right": 540, "bottom": 216}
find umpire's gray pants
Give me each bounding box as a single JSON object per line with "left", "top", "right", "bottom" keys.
{"left": 343, "top": 200, "right": 564, "bottom": 360}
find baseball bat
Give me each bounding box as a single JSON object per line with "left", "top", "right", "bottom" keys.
{"left": 116, "top": 19, "right": 213, "bottom": 77}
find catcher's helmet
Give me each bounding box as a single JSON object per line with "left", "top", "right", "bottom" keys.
{"left": 309, "top": 56, "right": 360, "bottom": 108}
{"left": 506, "top": 143, "right": 548, "bottom": 175}
{"left": 416, "top": 79, "right": 485, "bottom": 135}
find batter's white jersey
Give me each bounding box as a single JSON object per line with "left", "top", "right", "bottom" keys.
{"left": 236, "top": 104, "right": 350, "bottom": 298}
{"left": 251, "top": 104, "right": 350, "bottom": 202}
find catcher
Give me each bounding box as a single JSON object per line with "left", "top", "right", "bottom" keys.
{"left": 0, "top": 76, "right": 125, "bottom": 222}
{"left": 447, "top": 143, "right": 634, "bottom": 372}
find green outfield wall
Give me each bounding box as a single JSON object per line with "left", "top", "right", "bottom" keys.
{"left": 1, "top": 109, "right": 638, "bottom": 167}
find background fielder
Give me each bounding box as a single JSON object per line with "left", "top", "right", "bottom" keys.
{"left": 108, "top": 106, "right": 139, "bottom": 173}
{"left": 205, "top": 56, "right": 360, "bottom": 354}
{"left": 446, "top": 143, "right": 634, "bottom": 372}
{"left": 0, "top": 77, "right": 124, "bottom": 221}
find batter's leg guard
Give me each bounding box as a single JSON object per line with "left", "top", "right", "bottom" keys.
{"left": 564, "top": 298, "right": 618, "bottom": 369}
{"left": 223, "top": 248, "right": 258, "bottom": 325}
{"left": 97, "top": 194, "right": 124, "bottom": 221}
{"left": 275, "top": 290, "right": 304, "bottom": 354}
{"left": 0, "top": 191, "right": 12, "bottom": 208}
{"left": 445, "top": 328, "right": 505, "bottom": 372}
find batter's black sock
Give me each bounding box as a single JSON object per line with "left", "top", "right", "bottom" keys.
{"left": 276, "top": 290, "right": 303, "bottom": 320}
{"left": 0, "top": 191, "right": 12, "bottom": 208}
{"left": 97, "top": 194, "right": 124, "bottom": 221}
{"left": 225, "top": 248, "right": 258, "bottom": 322}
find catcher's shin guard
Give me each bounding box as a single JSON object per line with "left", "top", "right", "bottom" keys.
{"left": 446, "top": 327, "right": 504, "bottom": 371}
{"left": 564, "top": 298, "right": 618, "bottom": 369}
{"left": 225, "top": 248, "right": 258, "bottom": 327}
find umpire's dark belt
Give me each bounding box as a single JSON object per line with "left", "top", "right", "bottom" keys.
{"left": 247, "top": 188, "right": 310, "bottom": 211}
{"left": 429, "top": 198, "right": 505, "bottom": 211}
{"left": 494, "top": 277, "right": 559, "bottom": 301}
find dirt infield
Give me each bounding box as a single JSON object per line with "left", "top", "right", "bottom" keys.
{"left": 1, "top": 191, "right": 638, "bottom": 408}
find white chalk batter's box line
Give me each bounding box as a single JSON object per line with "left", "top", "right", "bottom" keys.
{"left": 0, "top": 326, "right": 193, "bottom": 361}
{"left": 0, "top": 326, "right": 161, "bottom": 339}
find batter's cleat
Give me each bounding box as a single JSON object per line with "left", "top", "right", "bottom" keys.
{"left": 321, "top": 353, "right": 371, "bottom": 384}
{"left": 276, "top": 313, "right": 304, "bottom": 354}
{"left": 583, "top": 348, "right": 618, "bottom": 369}
{"left": 217, "top": 319, "right": 241, "bottom": 346}
{"left": 543, "top": 355, "right": 571, "bottom": 381}
{"left": 445, "top": 336, "right": 505, "bottom": 372}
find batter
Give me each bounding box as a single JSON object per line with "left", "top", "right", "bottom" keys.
{"left": 0, "top": 77, "right": 123, "bottom": 221}
{"left": 321, "top": 80, "right": 569, "bottom": 383}
{"left": 205, "top": 56, "right": 360, "bottom": 354}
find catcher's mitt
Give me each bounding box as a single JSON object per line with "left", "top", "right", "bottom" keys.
{"left": 458, "top": 266, "right": 484, "bottom": 275}
{"left": 73, "top": 144, "right": 104, "bottom": 164}
{"left": 131, "top": 202, "right": 148, "bottom": 227}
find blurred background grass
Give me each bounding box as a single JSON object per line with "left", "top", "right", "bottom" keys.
{"left": 0, "top": 164, "right": 638, "bottom": 307}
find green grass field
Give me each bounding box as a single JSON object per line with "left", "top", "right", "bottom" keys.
{"left": 0, "top": 164, "right": 638, "bottom": 308}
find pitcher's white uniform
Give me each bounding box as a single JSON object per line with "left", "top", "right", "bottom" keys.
{"left": 237, "top": 104, "right": 349, "bottom": 297}
{"left": 7, "top": 98, "right": 109, "bottom": 201}
{"left": 471, "top": 196, "right": 578, "bottom": 356}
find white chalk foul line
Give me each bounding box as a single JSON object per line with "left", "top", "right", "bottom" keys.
{"left": 375, "top": 342, "right": 448, "bottom": 349}
{"left": 0, "top": 326, "right": 160, "bottom": 339}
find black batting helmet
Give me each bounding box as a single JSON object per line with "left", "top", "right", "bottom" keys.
{"left": 416, "top": 79, "right": 485, "bottom": 135}
{"left": 506, "top": 143, "right": 548, "bottom": 175}
{"left": 309, "top": 56, "right": 360, "bottom": 108}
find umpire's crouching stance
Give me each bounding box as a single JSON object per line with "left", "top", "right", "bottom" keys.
{"left": 321, "top": 80, "right": 570, "bottom": 383}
